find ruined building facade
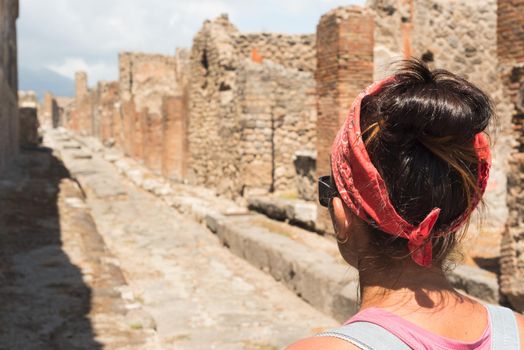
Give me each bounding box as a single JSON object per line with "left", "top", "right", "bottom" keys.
{"left": 0, "top": 0, "right": 18, "bottom": 172}
{"left": 54, "top": 1, "right": 524, "bottom": 308}
{"left": 188, "top": 15, "right": 317, "bottom": 199}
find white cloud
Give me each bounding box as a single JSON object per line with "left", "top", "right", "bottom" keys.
{"left": 18, "top": 0, "right": 364, "bottom": 88}
{"left": 46, "top": 57, "right": 116, "bottom": 84}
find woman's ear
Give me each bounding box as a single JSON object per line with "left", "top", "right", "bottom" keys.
{"left": 331, "top": 197, "right": 352, "bottom": 240}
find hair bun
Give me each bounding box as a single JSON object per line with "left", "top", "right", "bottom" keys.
{"left": 373, "top": 59, "right": 493, "bottom": 143}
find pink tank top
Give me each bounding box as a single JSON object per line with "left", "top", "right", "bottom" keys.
{"left": 345, "top": 307, "right": 491, "bottom": 350}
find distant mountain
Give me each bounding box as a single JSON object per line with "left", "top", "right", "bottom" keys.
{"left": 19, "top": 66, "right": 75, "bottom": 100}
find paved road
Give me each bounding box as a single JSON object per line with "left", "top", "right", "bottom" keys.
{"left": 0, "top": 146, "right": 158, "bottom": 349}
{"left": 49, "top": 129, "right": 337, "bottom": 349}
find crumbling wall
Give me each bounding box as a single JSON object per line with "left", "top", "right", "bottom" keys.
{"left": 498, "top": 0, "right": 524, "bottom": 311}
{"left": 188, "top": 14, "right": 318, "bottom": 199}
{"left": 187, "top": 15, "right": 243, "bottom": 195}
{"left": 118, "top": 52, "right": 178, "bottom": 171}
{"left": 68, "top": 71, "right": 95, "bottom": 136}
{"left": 161, "top": 95, "right": 188, "bottom": 180}
{"left": 161, "top": 49, "right": 190, "bottom": 180}
{"left": 42, "top": 92, "right": 59, "bottom": 128}
{"left": 95, "top": 81, "right": 119, "bottom": 145}
{"left": 235, "top": 33, "right": 316, "bottom": 72}
{"left": 315, "top": 6, "right": 375, "bottom": 232}
{"left": 368, "top": 0, "right": 510, "bottom": 235}
{"left": 0, "top": 0, "right": 19, "bottom": 172}
{"left": 236, "top": 60, "right": 316, "bottom": 198}
{"left": 55, "top": 97, "right": 74, "bottom": 128}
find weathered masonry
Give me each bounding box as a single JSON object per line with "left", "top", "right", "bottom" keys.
{"left": 0, "top": 0, "right": 19, "bottom": 173}
{"left": 187, "top": 15, "right": 317, "bottom": 199}
{"left": 498, "top": 0, "right": 524, "bottom": 311}
{"left": 60, "top": 1, "right": 517, "bottom": 235}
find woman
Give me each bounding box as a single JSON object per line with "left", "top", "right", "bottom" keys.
{"left": 287, "top": 59, "right": 524, "bottom": 349}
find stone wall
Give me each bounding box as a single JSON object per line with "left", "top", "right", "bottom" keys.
{"left": 498, "top": 0, "right": 524, "bottom": 311}
{"left": 0, "top": 0, "right": 19, "bottom": 173}
{"left": 367, "top": 0, "right": 510, "bottom": 235}
{"left": 235, "top": 33, "right": 316, "bottom": 73}
{"left": 315, "top": 6, "right": 375, "bottom": 232}
{"left": 94, "top": 81, "right": 119, "bottom": 146}
{"left": 42, "top": 92, "right": 59, "bottom": 128}
{"left": 118, "top": 52, "right": 183, "bottom": 171}
{"left": 161, "top": 95, "right": 188, "bottom": 180}
{"left": 55, "top": 96, "right": 74, "bottom": 128}
{"left": 68, "top": 71, "right": 95, "bottom": 136}
{"left": 236, "top": 60, "right": 316, "bottom": 198}
{"left": 187, "top": 15, "right": 317, "bottom": 199}
{"left": 187, "top": 15, "right": 241, "bottom": 196}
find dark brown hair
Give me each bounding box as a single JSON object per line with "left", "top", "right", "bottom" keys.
{"left": 358, "top": 59, "right": 493, "bottom": 268}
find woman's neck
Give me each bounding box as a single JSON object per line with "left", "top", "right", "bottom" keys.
{"left": 358, "top": 262, "right": 467, "bottom": 312}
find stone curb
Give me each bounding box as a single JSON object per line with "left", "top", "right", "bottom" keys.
{"left": 67, "top": 130, "right": 501, "bottom": 320}
{"left": 211, "top": 214, "right": 359, "bottom": 321}
{"left": 247, "top": 196, "right": 317, "bottom": 231}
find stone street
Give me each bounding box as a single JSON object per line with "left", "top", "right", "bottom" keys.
{"left": 0, "top": 129, "right": 336, "bottom": 349}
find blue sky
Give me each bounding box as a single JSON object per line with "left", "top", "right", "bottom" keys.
{"left": 18, "top": 0, "right": 364, "bottom": 86}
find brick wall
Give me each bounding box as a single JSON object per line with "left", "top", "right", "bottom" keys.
{"left": 315, "top": 6, "right": 375, "bottom": 232}
{"left": 0, "top": 0, "right": 19, "bottom": 173}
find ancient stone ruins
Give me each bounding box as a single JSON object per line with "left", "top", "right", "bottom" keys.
{"left": 2, "top": 0, "right": 524, "bottom": 331}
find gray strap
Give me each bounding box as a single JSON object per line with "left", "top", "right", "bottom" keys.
{"left": 316, "top": 321, "right": 411, "bottom": 350}
{"left": 486, "top": 304, "right": 520, "bottom": 350}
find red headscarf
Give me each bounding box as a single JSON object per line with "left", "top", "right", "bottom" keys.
{"left": 331, "top": 77, "right": 491, "bottom": 267}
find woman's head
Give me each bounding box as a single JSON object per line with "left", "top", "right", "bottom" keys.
{"left": 326, "top": 59, "right": 493, "bottom": 271}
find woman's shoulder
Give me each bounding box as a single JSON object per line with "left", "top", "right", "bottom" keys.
{"left": 286, "top": 336, "right": 361, "bottom": 350}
